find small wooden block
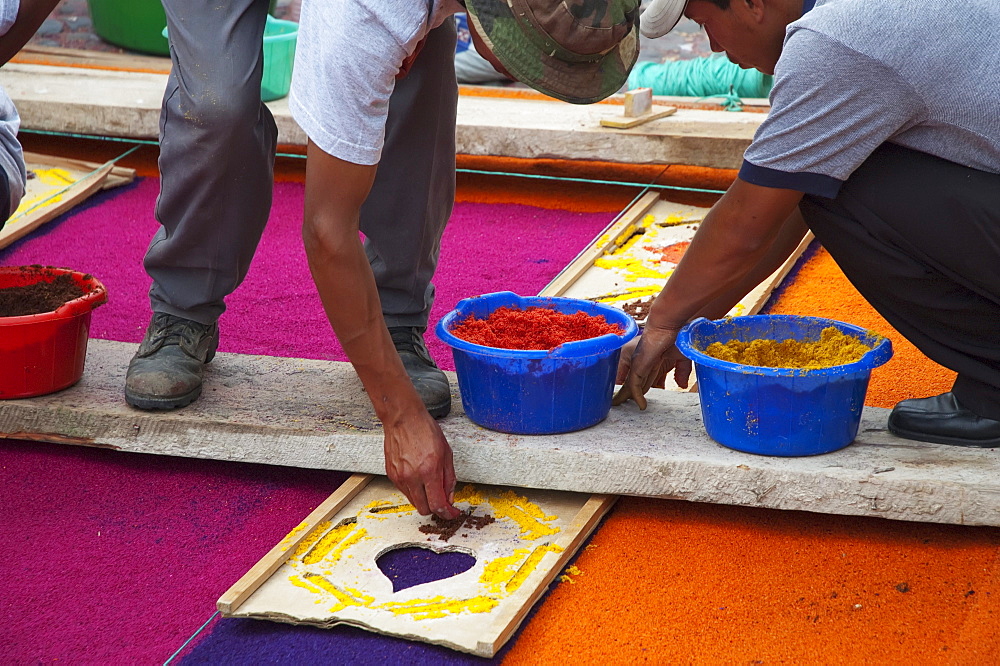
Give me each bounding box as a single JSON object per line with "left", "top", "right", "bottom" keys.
{"left": 600, "top": 105, "right": 677, "bottom": 129}
{"left": 623, "top": 87, "right": 653, "bottom": 117}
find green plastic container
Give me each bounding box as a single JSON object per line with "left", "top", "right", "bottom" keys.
{"left": 87, "top": 0, "right": 170, "bottom": 55}
{"left": 259, "top": 16, "right": 297, "bottom": 102}
{"left": 161, "top": 15, "right": 298, "bottom": 102}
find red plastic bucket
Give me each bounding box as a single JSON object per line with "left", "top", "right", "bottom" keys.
{"left": 0, "top": 266, "right": 108, "bottom": 399}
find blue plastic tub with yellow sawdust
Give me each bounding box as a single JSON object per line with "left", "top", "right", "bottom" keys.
{"left": 676, "top": 314, "right": 892, "bottom": 456}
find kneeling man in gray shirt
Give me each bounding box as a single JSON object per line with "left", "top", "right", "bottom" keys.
{"left": 617, "top": 0, "right": 1000, "bottom": 448}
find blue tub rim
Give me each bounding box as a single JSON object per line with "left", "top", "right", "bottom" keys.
{"left": 436, "top": 291, "right": 638, "bottom": 359}
{"left": 676, "top": 314, "right": 892, "bottom": 378}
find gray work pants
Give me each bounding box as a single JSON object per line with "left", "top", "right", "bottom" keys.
{"left": 801, "top": 142, "right": 1000, "bottom": 419}
{"left": 148, "top": 0, "right": 457, "bottom": 332}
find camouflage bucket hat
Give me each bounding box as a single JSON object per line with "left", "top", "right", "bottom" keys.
{"left": 464, "top": 0, "right": 641, "bottom": 105}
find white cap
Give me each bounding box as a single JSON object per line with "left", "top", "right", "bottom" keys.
{"left": 640, "top": 0, "right": 689, "bottom": 38}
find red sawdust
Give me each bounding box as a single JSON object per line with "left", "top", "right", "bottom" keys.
{"left": 646, "top": 240, "right": 691, "bottom": 265}
{"left": 449, "top": 306, "right": 622, "bottom": 350}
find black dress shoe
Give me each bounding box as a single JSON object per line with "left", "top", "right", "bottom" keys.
{"left": 888, "top": 392, "right": 1000, "bottom": 448}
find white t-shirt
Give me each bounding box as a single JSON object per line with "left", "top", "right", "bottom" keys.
{"left": 288, "top": 0, "right": 462, "bottom": 166}
{"left": 0, "top": 0, "right": 26, "bottom": 218}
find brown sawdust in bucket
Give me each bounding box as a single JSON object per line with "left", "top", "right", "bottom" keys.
{"left": 0, "top": 274, "right": 85, "bottom": 317}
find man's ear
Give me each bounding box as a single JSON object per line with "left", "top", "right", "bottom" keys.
{"left": 742, "top": 0, "right": 768, "bottom": 24}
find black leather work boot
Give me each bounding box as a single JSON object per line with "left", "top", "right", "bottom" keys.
{"left": 888, "top": 392, "right": 1000, "bottom": 448}
{"left": 388, "top": 326, "right": 451, "bottom": 419}
{"left": 125, "top": 313, "right": 220, "bottom": 410}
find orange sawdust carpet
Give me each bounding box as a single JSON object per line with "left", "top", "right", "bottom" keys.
{"left": 502, "top": 245, "right": 999, "bottom": 664}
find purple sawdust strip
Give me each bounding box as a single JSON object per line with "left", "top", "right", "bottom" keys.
{"left": 376, "top": 546, "right": 477, "bottom": 593}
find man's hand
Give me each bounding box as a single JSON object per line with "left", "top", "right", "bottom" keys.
{"left": 613, "top": 324, "right": 692, "bottom": 409}
{"left": 383, "top": 406, "right": 460, "bottom": 519}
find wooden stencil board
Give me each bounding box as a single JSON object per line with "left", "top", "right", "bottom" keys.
{"left": 543, "top": 192, "right": 813, "bottom": 388}
{"left": 220, "top": 475, "right": 615, "bottom": 657}
{"left": 0, "top": 152, "right": 135, "bottom": 251}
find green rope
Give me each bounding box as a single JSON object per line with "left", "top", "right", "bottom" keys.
{"left": 627, "top": 54, "right": 773, "bottom": 111}
{"left": 162, "top": 611, "right": 219, "bottom": 665}
{"left": 20, "top": 130, "right": 728, "bottom": 195}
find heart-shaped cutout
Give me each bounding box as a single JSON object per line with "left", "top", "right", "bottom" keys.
{"left": 376, "top": 545, "right": 476, "bottom": 593}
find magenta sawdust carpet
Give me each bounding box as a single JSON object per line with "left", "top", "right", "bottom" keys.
{"left": 0, "top": 178, "right": 614, "bottom": 369}
{"left": 0, "top": 178, "right": 618, "bottom": 663}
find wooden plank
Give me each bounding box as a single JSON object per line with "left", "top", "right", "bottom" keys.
{"left": 1, "top": 156, "right": 114, "bottom": 251}
{"left": 541, "top": 190, "right": 661, "bottom": 297}
{"left": 2, "top": 63, "right": 765, "bottom": 167}
{"left": 486, "top": 493, "right": 617, "bottom": 655}
{"left": 4, "top": 339, "right": 1000, "bottom": 527}
{"left": 600, "top": 106, "right": 677, "bottom": 129}
{"left": 217, "top": 473, "right": 375, "bottom": 615}
{"left": 11, "top": 45, "right": 171, "bottom": 74}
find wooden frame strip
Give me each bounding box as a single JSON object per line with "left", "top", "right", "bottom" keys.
{"left": 541, "top": 190, "right": 661, "bottom": 298}
{"left": 485, "top": 493, "right": 618, "bottom": 654}
{"left": 1, "top": 157, "right": 114, "bottom": 251}
{"left": 217, "top": 473, "right": 375, "bottom": 615}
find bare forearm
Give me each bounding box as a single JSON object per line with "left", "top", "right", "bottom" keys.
{"left": 695, "top": 209, "right": 810, "bottom": 320}
{"left": 0, "top": 0, "right": 62, "bottom": 65}
{"left": 304, "top": 222, "right": 424, "bottom": 424}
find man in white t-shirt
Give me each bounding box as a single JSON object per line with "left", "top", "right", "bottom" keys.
{"left": 289, "top": 0, "right": 640, "bottom": 518}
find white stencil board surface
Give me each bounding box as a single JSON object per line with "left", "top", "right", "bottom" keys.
{"left": 554, "top": 196, "right": 813, "bottom": 389}
{"left": 224, "top": 476, "right": 614, "bottom": 657}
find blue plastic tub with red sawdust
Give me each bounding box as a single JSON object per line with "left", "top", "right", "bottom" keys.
{"left": 436, "top": 291, "right": 638, "bottom": 435}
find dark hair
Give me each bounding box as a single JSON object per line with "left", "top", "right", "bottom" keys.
{"left": 704, "top": 0, "right": 731, "bottom": 8}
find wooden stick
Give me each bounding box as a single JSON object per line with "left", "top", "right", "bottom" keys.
{"left": 540, "top": 190, "right": 661, "bottom": 297}
{"left": 600, "top": 106, "right": 677, "bottom": 129}
{"left": 623, "top": 88, "right": 653, "bottom": 117}
{"left": 484, "top": 494, "right": 618, "bottom": 655}
{"left": 216, "top": 473, "right": 374, "bottom": 615}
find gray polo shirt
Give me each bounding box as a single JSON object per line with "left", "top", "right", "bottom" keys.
{"left": 740, "top": 0, "right": 1000, "bottom": 198}
{"left": 1, "top": 0, "right": 26, "bottom": 219}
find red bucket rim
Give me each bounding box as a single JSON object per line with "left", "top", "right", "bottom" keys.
{"left": 0, "top": 265, "right": 108, "bottom": 324}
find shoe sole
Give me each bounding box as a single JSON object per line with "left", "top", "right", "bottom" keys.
{"left": 125, "top": 384, "right": 203, "bottom": 411}
{"left": 888, "top": 423, "right": 1000, "bottom": 448}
